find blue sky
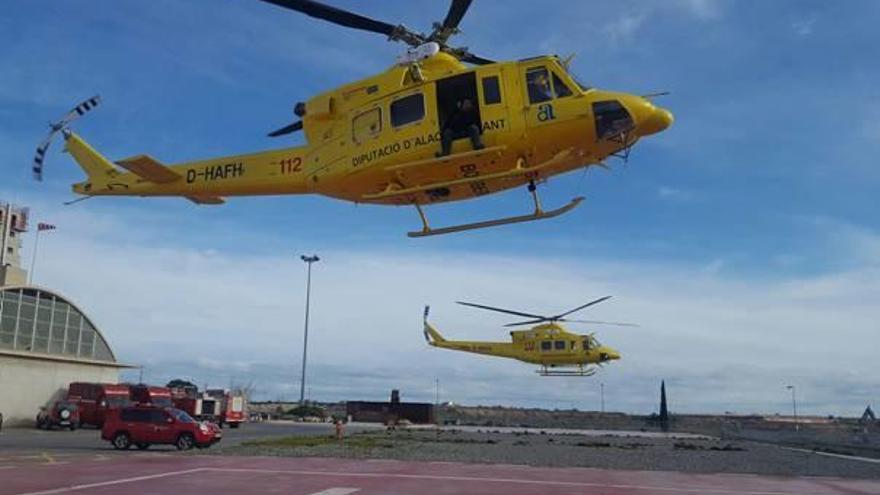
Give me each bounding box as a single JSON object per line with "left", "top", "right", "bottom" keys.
{"left": 2, "top": 1, "right": 879, "bottom": 414}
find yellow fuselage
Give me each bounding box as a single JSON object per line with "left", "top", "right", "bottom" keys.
{"left": 67, "top": 53, "right": 672, "bottom": 207}
{"left": 425, "top": 322, "right": 620, "bottom": 368}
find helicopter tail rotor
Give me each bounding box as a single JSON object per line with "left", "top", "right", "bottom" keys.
{"left": 33, "top": 95, "right": 101, "bottom": 181}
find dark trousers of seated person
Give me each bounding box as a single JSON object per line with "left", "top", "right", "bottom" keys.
{"left": 438, "top": 124, "right": 484, "bottom": 157}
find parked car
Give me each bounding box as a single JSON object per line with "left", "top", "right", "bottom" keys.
{"left": 36, "top": 401, "right": 80, "bottom": 430}
{"left": 101, "top": 405, "right": 221, "bottom": 451}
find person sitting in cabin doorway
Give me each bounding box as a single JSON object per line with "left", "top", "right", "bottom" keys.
{"left": 437, "top": 97, "right": 484, "bottom": 157}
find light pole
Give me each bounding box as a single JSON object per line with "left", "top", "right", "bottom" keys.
{"left": 299, "top": 254, "right": 319, "bottom": 404}
{"left": 786, "top": 385, "right": 799, "bottom": 432}
{"left": 600, "top": 382, "right": 605, "bottom": 413}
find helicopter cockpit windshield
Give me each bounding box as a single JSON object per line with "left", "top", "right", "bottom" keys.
{"left": 582, "top": 336, "right": 593, "bottom": 350}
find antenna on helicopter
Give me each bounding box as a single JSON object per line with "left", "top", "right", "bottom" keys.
{"left": 641, "top": 91, "right": 671, "bottom": 99}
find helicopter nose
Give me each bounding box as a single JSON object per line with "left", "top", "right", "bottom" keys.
{"left": 599, "top": 348, "right": 621, "bottom": 361}
{"left": 624, "top": 96, "right": 674, "bottom": 136}
{"left": 644, "top": 106, "right": 674, "bottom": 135}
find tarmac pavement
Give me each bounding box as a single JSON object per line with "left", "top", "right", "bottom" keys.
{"left": 3, "top": 454, "right": 879, "bottom": 495}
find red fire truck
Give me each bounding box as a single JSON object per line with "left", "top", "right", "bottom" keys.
{"left": 207, "top": 389, "right": 248, "bottom": 428}
{"left": 169, "top": 383, "right": 221, "bottom": 423}
{"left": 129, "top": 384, "right": 173, "bottom": 407}
{"left": 66, "top": 382, "right": 131, "bottom": 427}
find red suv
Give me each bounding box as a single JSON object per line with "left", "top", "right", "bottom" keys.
{"left": 101, "top": 405, "right": 221, "bottom": 450}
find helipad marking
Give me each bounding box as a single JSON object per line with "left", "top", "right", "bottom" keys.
{"left": 13, "top": 468, "right": 206, "bottom": 495}
{"left": 10, "top": 464, "right": 872, "bottom": 495}
{"left": 784, "top": 447, "right": 880, "bottom": 464}
{"left": 195, "top": 467, "right": 836, "bottom": 495}
{"left": 307, "top": 489, "right": 360, "bottom": 495}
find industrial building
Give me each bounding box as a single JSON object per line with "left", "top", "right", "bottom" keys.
{"left": 0, "top": 202, "right": 130, "bottom": 426}
{"left": 346, "top": 389, "right": 435, "bottom": 424}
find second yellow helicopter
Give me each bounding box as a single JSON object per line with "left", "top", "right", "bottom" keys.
{"left": 423, "top": 297, "right": 634, "bottom": 376}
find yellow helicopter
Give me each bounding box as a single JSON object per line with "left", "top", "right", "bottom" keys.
{"left": 423, "top": 297, "right": 634, "bottom": 376}
{"left": 33, "top": 0, "right": 673, "bottom": 237}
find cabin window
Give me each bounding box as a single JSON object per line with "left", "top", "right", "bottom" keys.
{"left": 390, "top": 93, "right": 425, "bottom": 127}
{"left": 526, "top": 67, "right": 553, "bottom": 104}
{"left": 150, "top": 410, "right": 168, "bottom": 424}
{"left": 121, "top": 409, "right": 151, "bottom": 423}
{"left": 540, "top": 341, "right": 552, "bottom": 351}
{"left": 552, "top": 72, "right": 573, "bottom": 98}
{"left": 583, "top": 339, "right": 591, "bottom": 351}
{"left": 554, "top": 340, "right": 566, "bottom": 350}
{"left": 352, "top": 108, "right": 382, "bottom": 144}
{"left": 482, "top": 76, "right": 501, "bottom": 105}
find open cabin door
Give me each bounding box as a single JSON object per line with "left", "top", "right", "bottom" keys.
{"left": 435, "top": 72, "right": 480, "bottom": 136}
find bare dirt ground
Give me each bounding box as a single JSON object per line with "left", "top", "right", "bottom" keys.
{"left": 212, "top": 428, "right": 880, "bottom": 479}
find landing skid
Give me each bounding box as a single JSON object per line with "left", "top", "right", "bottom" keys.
{"left": 537, "top": 365, "right": 597, "bottom": 377}
{"left": 408, "top": 181, "right": 584, "bottom": 238}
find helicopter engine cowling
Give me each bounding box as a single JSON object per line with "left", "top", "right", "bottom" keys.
{"left": 397, "top": 42, "right": 440, "bottom": 65}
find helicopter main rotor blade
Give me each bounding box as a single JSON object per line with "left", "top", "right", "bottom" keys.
{"left": 430, "top": 0, "right": 472, "bottom": 44}
{"left": 259, "top": 0, "right": 422, "bottom": 45}
{"left": 553, "top": 296, "right": 613, "bottom": 320}
{"left": 456, "top": 301, "right": 546, "bottom": 320}
{"left": 267, "top": 120, "right": 303, "bottom": 137}
{"left": 503, "top": 318, "right": 550, "bottom": 327}
{"left": 442, "top": 0, "right": 472, "bottom": 32}
{"left": 458, "top": 51, "right": 495, "bottom": 65}
{"left": 560, "top": 319, "right": 639, "bottom": 328}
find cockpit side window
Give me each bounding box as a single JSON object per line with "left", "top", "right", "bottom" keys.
{"left": 526, "top": 67, "right": 553, "bottom": 104}
{"left": 552, "top": 72, "right": 573, "bottom": 98}
{"left": 593, "top": 100, "right": 634, "bottom": 139}
{"left": 583, "top": 338, "right": 591, "bottom": 350}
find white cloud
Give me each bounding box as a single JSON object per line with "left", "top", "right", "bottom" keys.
{"left": 672, "top": 0, "right": 723, "bottom": 21}
{"left": 657, "top": 186, "right": 695, "bottom": 202}
{"left": 4, "top": 195, "right": 878, "bottom": 416}
{"left": 603, "top": 12, "right": 649, "bottom": 45}
{"left": 791, "top": 16, "right": 817, "bottom": 37}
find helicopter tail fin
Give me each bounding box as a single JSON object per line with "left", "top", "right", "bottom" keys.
{"left": 422, "top": 306, "right": 447, "bottom": 345}
{"left": 64, "top": 131, "right": 121, "bottom": 190}
{"left": 423, "top": 322, "right": 447, "bottom": 345}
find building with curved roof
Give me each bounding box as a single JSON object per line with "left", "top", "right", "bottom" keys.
{"left": 0, "top": 202, "right": 131, "bottom": 426}
{"left": 0, "top": 286, "right": 116, "bottom": 362}
{"left": 0, "top": 285, "right": 131, "bottom": 425}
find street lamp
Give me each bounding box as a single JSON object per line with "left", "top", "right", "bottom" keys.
{"left": 786, "top": 385, "right": 799, "bottom": 432}
{"left": 600, "top": 382, "right": 605, "bottom": 413}
{"left": 299, "top": 254, "right": 319, "bottom": 404}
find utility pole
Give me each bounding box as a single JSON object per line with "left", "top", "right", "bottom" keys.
{"left": 434, "top": 378, "right": 440, "bottom": 426}
{"left": 786, "top": 385, "right": 799, "bottom": 432}
{"left": 600, "top": 382, "right": 605, "bottom": 413}
{"left": 299, "top": 254, "right": 319, "bottom": 404}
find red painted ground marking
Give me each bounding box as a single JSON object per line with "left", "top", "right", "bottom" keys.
{"left": 2, "top": 456, "right": 878, "bottom": 495}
